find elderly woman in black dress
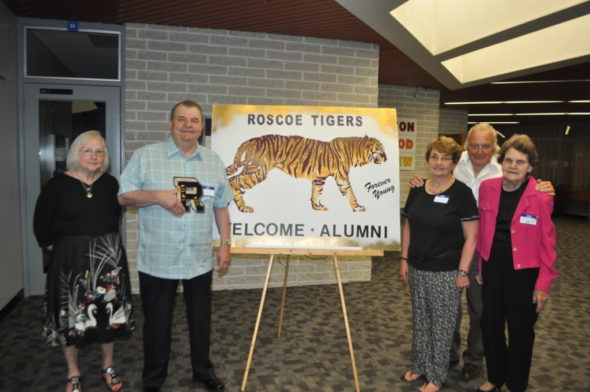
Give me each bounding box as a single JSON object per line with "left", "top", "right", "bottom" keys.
{"left": 400, "top": 136, "right": 479, "bottom": 392}
{"left": 34, "top": 130, "right": 134, "bottom": 392}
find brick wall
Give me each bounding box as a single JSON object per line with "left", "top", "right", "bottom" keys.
{"left": 439, "top": 108, "right": 468, "bottom": 135}
{"left": 123, "top": 23, "right": 380, "bottom": 291}
{"left": 379, "top": 85, "right": 440, "bottom": 205}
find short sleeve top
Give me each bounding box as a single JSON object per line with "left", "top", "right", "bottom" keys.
{"left": 402, "top": 179, "right": 479, "bottom": 271}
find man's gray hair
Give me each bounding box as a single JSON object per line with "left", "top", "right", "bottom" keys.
{"left": 465, "top": 122, "right": 500, "bottom": 152}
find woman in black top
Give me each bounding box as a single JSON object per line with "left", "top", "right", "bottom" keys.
{"left": 34, "top": 131, "right": 134, "bottom": 392}
{"left": 399, "top": 136, "right": 479, "bottom": 392}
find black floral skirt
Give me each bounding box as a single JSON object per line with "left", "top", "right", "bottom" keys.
{"left": 42, "top": 232, "right": 135, "bottom": 348}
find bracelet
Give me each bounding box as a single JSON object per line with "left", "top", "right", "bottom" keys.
{"left": 220, "top": 239, "right": 232, "bottom": 247}
{"left": 400, "top": 256, "right": 408, "bottom": 261}
{"left": 457, "top": 269, "right": 469, "bottom": 277}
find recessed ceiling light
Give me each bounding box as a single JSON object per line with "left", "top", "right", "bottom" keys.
{"left": 491, "top": 79, "right": 590, "bottom": 84}
{"left": 515, "top": 112, "right": 590, "bottom": 115}
{"left": 444, "top": 101, "right": 504, "bottom": 105}
{"left": 445, "top": 100, "right": 564, "bottom": 105}
{"left": 468, "top": 121, "right": 520, "bottom": 124}
{"left": 504, "top": 100, "right": 563, "bottom": 104}
{"left": 516, "top": 112, "right": 566, "bottom": 115}
{"left": 468, "top": 113, "right": 514, "bottom": 116}
{"left": 441, "top": 14, "right": 590, "bottom": 84}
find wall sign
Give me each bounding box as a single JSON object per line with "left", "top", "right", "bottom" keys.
{"left": 212, "top": 105, "right": 401, "bottom": 250}
{"left": 398, "top": 119, "right": 417, "bottom": 170}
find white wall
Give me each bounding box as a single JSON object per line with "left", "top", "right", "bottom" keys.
{"left": 0, "top": 3, "right": 24, "bottom": 309}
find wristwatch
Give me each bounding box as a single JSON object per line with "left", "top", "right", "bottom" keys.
{"left": 220, "top": 239, "right": 232, "bottom": 247}
{"left": 457, "top": 269, "right": 469, "bottom": 277}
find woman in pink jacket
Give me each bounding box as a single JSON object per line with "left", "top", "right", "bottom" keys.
{"left": 476, "top": 134, "right": 557, "bottom": 392}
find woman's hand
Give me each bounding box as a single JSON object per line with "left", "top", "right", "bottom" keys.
{"left": 399, "top": 259, "right": 409, "bottom": 282}
{"left": 456, "top": 274, "right": 469, "bottom": 289}
{"left": 533, "top": 289, "right": 549, "bottom": 312}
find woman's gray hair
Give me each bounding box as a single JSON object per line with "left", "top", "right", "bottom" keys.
{"left": 66, "top": 130, "right": 110, "bottom": 172}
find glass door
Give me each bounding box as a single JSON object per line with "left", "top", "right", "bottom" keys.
{"left": 22, "top": 83, "right": 121, "bottom": 295}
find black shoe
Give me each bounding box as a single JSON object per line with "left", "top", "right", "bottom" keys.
{"left": 449, "top": 358, "right": 460, "bottom": 367}
{"left": 193, "top": 375, "right": 225, "bottom": 391}
{"left": 461, "top": 363, "right": 482, "bottom": 380}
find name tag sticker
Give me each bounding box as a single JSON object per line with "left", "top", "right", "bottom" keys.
{"left": 520, "top": 214, "right": 537, "bottom": 225}
{"left": 203, "top": 185, "right": 215, "bottom": 197}
{"left": 433, "top": 194, "right": 449, "bottom": 204}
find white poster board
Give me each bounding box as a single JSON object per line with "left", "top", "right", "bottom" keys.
{"left": 211, "top": 105, "right": 400, "bottom": 250}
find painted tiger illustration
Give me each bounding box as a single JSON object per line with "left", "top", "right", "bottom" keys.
{"left": 225, "top": 134, "right": 387, "bottom": 212}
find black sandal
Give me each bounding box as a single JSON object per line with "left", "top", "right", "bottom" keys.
{"left": 67, "top": 375, "right": 82, "bottom": 392}
{"left": 102, "top": 366, "right": 123, "bottom": 391}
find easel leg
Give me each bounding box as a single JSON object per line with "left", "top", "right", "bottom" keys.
{"left": 277, "top": 256, "right": 290, "bottom": 337}
{"left": 241, "top": 254, "right": 275, "bottom": 392}
{"left": 333, "top": 254, "right": 361, "bottom": 392}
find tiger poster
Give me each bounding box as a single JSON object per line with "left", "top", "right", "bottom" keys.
{"left": 211, "top": 105, "right": 400, "bottom": 250}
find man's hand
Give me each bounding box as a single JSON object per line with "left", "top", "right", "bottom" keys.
{"left": 409, "top": 176, "right": 425, "bottom": 188}
{"left": 216, "top": 245, "right": 231, "bottom": 275}
{"left": 475, "top": 271, "right": 483, "bottom": 285}
{"left": 158, "top": 188, "right": 186, "bottom": 217}
{"left": 535, "top": 180, "right": 555, "bottom": 196}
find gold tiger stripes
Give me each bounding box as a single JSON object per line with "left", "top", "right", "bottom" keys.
{"left": 226, "top": 134, "right": 387, "bottom": 212}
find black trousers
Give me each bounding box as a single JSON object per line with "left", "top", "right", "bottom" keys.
{"left": 481, "top": 242, "right": 539, "bottom": 392}
{"left": 139, "top": 271, "right": 215, "bottom": 389}
{"left": 451, "top": 253, "right": 484, "bottom": 366}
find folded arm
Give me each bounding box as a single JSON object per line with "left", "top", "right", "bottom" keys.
{"left": 118, "top": 189, "right": 185, "bottom": 217}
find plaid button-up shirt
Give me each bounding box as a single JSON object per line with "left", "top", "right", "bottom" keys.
{"left": 119, "top": 137, "right": 232, "bottom": 279}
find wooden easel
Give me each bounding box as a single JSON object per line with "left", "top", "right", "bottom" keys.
{"left": 232, "top": 247, "right": 384, "bottom": 392}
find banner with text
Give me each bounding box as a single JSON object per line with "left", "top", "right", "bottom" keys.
{"left": 398, "top": 119, "right": 417, "bottom": 170}
{"left": 211, "top": 105, "right": 400, "bottom": 250}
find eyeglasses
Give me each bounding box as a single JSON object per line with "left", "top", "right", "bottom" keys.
{"left": 503, "top": 157, "right": 529, "bottom": 166}
{"left": 429, "top": 153, "right": 453, "bottom": 162}
{"left": 80, "top": 148, "right": 106, "bottom": 157}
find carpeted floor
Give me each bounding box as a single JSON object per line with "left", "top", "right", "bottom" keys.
{"left": 0, "top": 216, "right": 589, "bottom": 391}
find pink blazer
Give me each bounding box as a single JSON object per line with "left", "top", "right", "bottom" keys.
{"left": 477, "top": 177, "right": 557, "bottom": 292}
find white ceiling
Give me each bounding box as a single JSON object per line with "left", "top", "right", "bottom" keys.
{"left": 336, "top": 0, "right": 590, "bottom": 90}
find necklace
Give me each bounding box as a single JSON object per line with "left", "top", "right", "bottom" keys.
{"left": 426, "top": 177, "right": 454, "bottom": 194}
{"left": 80, "top": 181, "right": 94, "bottom": 198}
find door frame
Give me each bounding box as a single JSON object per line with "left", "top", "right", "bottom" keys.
{"left": 21, "top": 83, "right": 122, "bottom": 296}
{"left": 17, "top": 18, "right": 125, "bottom": 297}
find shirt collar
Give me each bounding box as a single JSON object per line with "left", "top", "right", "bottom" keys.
{"left": 457, "top": 151, "right": 500, "bottom": 176}
{"left": 165, "top": 137, "right": 202, "bottom": 160}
